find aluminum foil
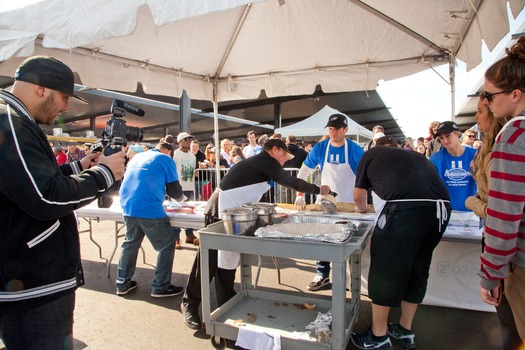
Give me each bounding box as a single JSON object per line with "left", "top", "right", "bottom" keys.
{"left": 255, "top": 215, "right": 358, "bottom": 243}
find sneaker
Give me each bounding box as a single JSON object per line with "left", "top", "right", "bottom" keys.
{"left": 175, "top": 239, "right": 182, "bottom": 250}
{"left": 185, "top": 236, "right": 196, "bottom": 244}
{"left": 116, "top": 281, "right": 138, "bottom": 296}
{"left": 351, "top": 329, "right": 393, "bottom": 350}
{"left": 307, "top": 275, "right": 330, "bottom": 291}
{"left": 151, "top": 285, "right": 184, "bottom": 298}
{"left": 387, "top": 323, "right": 416, "bottom": 349}
{"left": 193, "top": 238, "right": 200, "bottom": 246}
{"left": 181, "top": 303, "right": 201, "bottom": 330}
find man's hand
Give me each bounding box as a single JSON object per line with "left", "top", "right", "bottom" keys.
{"left": 354, "top": 205, "right": 368, "bottom": 213}
{"left": 80, "top": 152, "right": 102, "bottom": 170}
{"left": 98, "top": 150, "right": 126, "bottom": 181}
{"left": 294, "top": 194, "right": 306, "bottom": 210}
{"left": 320, "top": 185, "right": 331, "bottom": 196}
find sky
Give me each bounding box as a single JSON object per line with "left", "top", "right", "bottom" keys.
{"left": 376, "top": 6, "right": 525, "bottom": 140}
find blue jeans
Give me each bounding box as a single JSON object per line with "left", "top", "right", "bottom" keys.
{"left": 117, "top": 216, "right": 176, "bottom": 294}
{"left": 316, "top": 261, "right": 330, "bottom": 279}
{"left": 173, "top": 190, "right": 195, "bottom": 240}
{"left": 0, "top": 291, "right": 75, "bottom": 350}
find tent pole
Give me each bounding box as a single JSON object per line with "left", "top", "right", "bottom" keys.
{"left": 213, "top": 82, "right": 221, "bottom": 186}
{"left": 449, "top": 54, "right": 456, "bottom": 121}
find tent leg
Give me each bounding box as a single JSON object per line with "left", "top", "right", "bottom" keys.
{"left": 449, "top": 54, "right": 456, "bottom": 121}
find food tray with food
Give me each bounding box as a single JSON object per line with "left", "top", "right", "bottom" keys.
{"left": 254, "top": 215, "right": 359, "bottom": 243}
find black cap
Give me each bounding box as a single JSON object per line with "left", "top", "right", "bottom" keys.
{"left": 263, "top": 139, "right": 294, "bottom": 160}
{"left": 15, "top": 56, "right": 87, "bottom": 103}
{"left": 325, "top": 113, "right": 348, "bottom": 129}
{"left": 436, "top": 121, "right": 460, "bottom": 135}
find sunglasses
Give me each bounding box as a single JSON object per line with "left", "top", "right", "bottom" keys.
{"left": 480, "top": 90, "right": 510, "bottom": 103}
{"left": 466, "top": 135, "right": 475, "bottom": 138}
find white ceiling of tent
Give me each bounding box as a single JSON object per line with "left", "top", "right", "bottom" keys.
{"left": 1, "top": 0, "right": 524, "bottom": 103}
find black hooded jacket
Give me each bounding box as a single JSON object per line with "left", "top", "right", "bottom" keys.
{"left": 0, "top": 91, "right": 115, "bottom": 307}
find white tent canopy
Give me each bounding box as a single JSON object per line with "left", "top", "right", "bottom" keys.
{"left": 275, "top": 105, "right": 373, "bottom": 143}
{"left": 1, "top": 0, "right": 524, "bottom": 103}
{"left": 1, "top": 0, "right": 524, "bottom": 181}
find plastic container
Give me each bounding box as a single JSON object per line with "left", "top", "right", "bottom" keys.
{"left": 221, "top": 207, "right": 258, "bottom": 236}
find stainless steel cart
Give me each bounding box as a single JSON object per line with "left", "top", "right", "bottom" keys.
{"left": 198, "top": 219, "right": 373, "bottom": 349}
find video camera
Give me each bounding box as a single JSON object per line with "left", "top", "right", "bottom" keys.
{"left": 95, "top": 100, "right": 144, "bottom": 208}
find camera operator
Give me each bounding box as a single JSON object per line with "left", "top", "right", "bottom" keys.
{"left": 0, "top": 56, "right": 125, "bottom": 350}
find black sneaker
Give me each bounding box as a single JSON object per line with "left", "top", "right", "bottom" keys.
{"left": 151, "top": 285, "right": 184, "bottom": 298}
{"left": 387, "top": 323, "right": 416, "bottom": 349}
{"left": 181, "top": 303, "right": 201, "bottom": 330}
{"left": 307, "top": 275, "right": 330, "bottom": 291}
{"left": 351, "top": 329, "right": 393, "bottom": 350}
{"left": 116, "top": 281, "right": 138, "bottom": 296}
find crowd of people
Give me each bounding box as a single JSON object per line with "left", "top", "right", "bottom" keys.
{"left": 1, "top": 44, "right": 524, "bottom": 350}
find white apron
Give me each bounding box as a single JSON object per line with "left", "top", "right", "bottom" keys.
{"left": 376, "top": 199, "right": 450, "bottom": 232}
{"left": 371, "top": 191, "right": 386, "bottom": 226}
{"left": 321, "top": 140, "right": 355, "bottom": 202}
{"left": 217, "top": 182, "right": 271, "bottom": 270}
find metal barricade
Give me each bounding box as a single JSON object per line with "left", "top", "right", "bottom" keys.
{"left": 194, "top": 168, "right": 228, "bottom": 201}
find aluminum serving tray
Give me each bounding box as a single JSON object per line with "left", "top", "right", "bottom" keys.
{"left": 255, "top": 215, "right": 359, "bottom": 243}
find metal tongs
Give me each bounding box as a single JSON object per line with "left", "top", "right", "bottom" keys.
{"left": 319, "top": 191, "right": 338, "bottom": 214}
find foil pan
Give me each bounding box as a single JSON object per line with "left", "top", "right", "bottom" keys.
{"left": 255, "top": 215, "right": 358, "bottom": 243}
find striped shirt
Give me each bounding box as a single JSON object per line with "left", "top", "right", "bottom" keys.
{"left": 480, "top": 118, "right": 525, "bottom": 290}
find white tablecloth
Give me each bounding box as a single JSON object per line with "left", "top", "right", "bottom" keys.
{"left": 358, "top": 211, "right": 494, "bottom": 312}
{"left": 76, "top": 198, "right": 206, "bottom": 229}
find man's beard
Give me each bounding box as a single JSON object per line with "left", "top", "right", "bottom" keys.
{"left": 37, "top": 92, "right": 60, "bottom": 126}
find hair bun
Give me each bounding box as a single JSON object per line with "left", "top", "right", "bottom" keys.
{"left": 507, "top": 36, "right": 525, "bottom": 60}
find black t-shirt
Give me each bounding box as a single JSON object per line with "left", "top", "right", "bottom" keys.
{"left": 194, "top": 150, "right": 206, "bottom": 163}
{"left": 194, "top": 150, "right": 207, "bottom": 180}
{"left": 204, "top": 151, "right": 320, "bottom": 220}
{"left": 355, "top": 147, "right": 449, "bottom": 202}
{"left": 219, "top": 151, "right": 319, "bottom": 194}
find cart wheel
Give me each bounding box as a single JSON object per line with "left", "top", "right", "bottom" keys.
{"left": 210, "top": 336, "right": 226, "bottom": 349}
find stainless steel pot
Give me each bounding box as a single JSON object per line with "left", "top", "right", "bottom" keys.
{"left": 241, "top": 202, "right": 276, "bottom": 226}
{"left": 221, "top": 207, "right": 258, "bottom": 235}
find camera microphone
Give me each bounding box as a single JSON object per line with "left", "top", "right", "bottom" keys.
{"left": 112, "top": 100, "right": 145, "bottom": 117}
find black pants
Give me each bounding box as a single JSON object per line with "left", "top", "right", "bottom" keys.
{"left": 182, "top": 190, "right": 236, "bottom": 313}
{"left": 181, "top": 249, "right": 236, "bottom": 313}
{"left": 0, "top": 292, "right": 75, "bottom": 350}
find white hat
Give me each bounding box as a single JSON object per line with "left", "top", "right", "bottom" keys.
{"left": 373, "top": 132, "right": 385, "bottom": 141}
{"left": 177, "top": 132, "right": 194, "bottom": 143}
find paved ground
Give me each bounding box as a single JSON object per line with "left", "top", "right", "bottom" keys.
{"left": 2, "top": 219, "right": 505, "bottom": 350}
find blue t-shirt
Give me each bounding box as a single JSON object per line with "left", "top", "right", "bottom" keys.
{"left": 120, "top": 149, "right": 179, "bottom": 218}
{"left": 303, "top": 138, "right": 364, "bottom": 174}
{"left": 429, "top": 146, "right": 477, "bottom": 211}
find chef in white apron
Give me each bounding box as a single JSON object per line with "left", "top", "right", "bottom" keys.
{"left": 217, "top": 182, "right": 270, "bottom": 269}
{"left": 294, "top": 113, "right": 365, "bottom": 291}
{"left": 320, "top": 138, "right": 355, "bottom": 202}
{"left": 181, "top": 139, "right": 331, "bottom": 330}
{"left": 351, "top": 137, "right": 451, "bottom": 349}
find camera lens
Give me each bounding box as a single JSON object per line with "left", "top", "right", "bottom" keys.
{"left": 126, "top": 126, "right": 143, "bottom": 142}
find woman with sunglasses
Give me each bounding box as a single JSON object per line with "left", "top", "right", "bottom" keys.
{"left": 461, "top": 130, "right": 476, "bottom": 147}
{"left": 465, "top": 97, "right": 520, "bottom": 350}
{"left": 478, "top": 37, "right": 525, "bottom": 345}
